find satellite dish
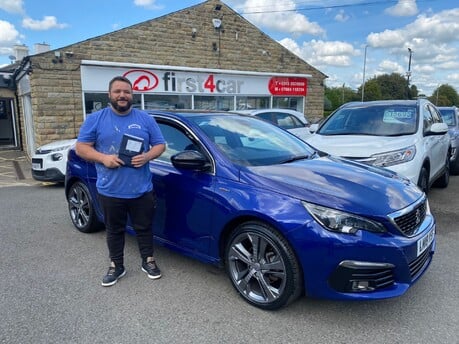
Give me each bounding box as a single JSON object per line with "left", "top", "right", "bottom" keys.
{"left": 8, "top": 55, "right": 16, "bottom": 61}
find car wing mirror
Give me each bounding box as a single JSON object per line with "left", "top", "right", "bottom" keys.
{"left": 309, "top": 123, "right": 319, "bottom": 133}
{"left": 171, "top": 150, "right": 211, "bottom": 171}
{"left": 427, "top": 122, "right": 449, "bottom": 136}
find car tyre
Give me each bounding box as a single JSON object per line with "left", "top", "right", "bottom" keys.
{"left": 225, "top": 221, "right": 303, "bottom": 310}
{"left": 434, "top": 157, "right": 450, "bottom": 188}
{"left": 417, "top": 166, "right": 429, "bottom": 194}
{"left": 450, "top": 158, "right": 459, "bottom": 175}
{"left": 67, "top": 181, "right": 103, "bottom": 233}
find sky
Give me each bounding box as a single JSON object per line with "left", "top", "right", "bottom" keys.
{"left": 0, "top": 0, "right": 458, "bottom": 97}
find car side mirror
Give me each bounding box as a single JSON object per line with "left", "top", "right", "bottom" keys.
{"left": 426, "top": 122, "right": 448, "bottom": 136}
{"left": 309, "top": 123, "right": 319, "bottom": 133}
{"left": 171, "top": 150, "right": 211, "bottom": 171}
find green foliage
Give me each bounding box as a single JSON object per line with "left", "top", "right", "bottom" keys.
{"left": 324, "top": 73, "right": 458, "bottom": 113}
{"left": 428, "top": 84, "right": 459, "bottom": 106}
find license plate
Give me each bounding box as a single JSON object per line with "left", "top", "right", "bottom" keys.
{"left": 417, "top": 227, "right": 435, "bottom": 256}
{"left": 32, "top": 163, "right": 42, "bottom": 170}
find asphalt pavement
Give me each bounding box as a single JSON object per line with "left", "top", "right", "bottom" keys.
{"left": 0, "top": 149, "right": 41, "bottom": 187}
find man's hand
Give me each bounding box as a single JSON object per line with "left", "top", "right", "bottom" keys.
{"left": 102, "top": 154, "right": 124, "bottom": 168}
{"left": 130, "top": 153, "right": 149, "bottom": 168}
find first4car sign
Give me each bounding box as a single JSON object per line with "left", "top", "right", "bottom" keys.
{"left": 81, "top": 63, "right": 309, "bottom": 97}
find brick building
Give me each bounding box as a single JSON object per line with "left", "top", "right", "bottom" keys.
{"left": 3, "top": 0, "right": 326, "bottom": 156}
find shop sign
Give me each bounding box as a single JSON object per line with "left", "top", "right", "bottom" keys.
{"left": 82, "top": 65, "right": 309, "bottom": 97}
{"left": 268, "top": 77, "right": 308, "bottom": 96}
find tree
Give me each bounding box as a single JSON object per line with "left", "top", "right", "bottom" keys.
{"left": 359, "top": 73, "right": 411, "bottom": 100}
{"left": 358, "top": 79, "right": 381, "bottom": 101}
{"left": 429, "top": 84, "right": 459, "bottom": 106}
{"left": 324, "top": 85, "right": 359, "bottom": 112}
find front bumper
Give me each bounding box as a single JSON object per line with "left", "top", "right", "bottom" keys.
{"left": 289, "top": 215, "right": 436, "bottom": 300}
{"left": 31, "top": 167, "right": 65, "bottom": 182}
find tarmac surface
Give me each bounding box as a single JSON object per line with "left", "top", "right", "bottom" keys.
{"left": 0, "top": 149, "right": 42, "bottom": 187}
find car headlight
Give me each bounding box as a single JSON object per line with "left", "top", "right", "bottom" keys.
{"left": 302, "top": 202, "right": 386, "bottom": 234}
{"left": 370, "top": 145, "right": 416, "bottom": 167}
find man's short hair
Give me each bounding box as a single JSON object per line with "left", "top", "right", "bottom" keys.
{"left": 109, "top": 76, "right": 132, "bottom": 91}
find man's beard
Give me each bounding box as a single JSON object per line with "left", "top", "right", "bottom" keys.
{"left": 110, "top": 98, "right": 132, "bottom": 113}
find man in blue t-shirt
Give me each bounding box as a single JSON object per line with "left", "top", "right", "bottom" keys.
{"left": 76, "top": 75, "right": 166, "bottom": 287}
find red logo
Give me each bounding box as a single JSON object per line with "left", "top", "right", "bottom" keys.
{"left": 268, "top": 77, "right": 307, "bottom": 96}
{"left": 123, "top": 69, "right": 159, "bottom": 92}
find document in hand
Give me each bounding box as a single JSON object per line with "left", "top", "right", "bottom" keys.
{"left": 118, "top": 133, "right": 144, "bottom": 167}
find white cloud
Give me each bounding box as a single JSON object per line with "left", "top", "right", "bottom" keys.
{"left": 334, "top": 10, "right": 349, "bottom": 23}
{"left": 385, "top": 0, "right": 418, "bottom": 17}
{"left": 238, "top": 0, "right": 325, "bottom": 36}
{"left": 133, "top": 0, "right": 163, "bottom": 10}
{"left": 377, "top": 60, "right": 404, "bottom": 74}
{"left": 279, "top": 38, "right": 357, "bottom": 68}
{"left": 0, "top": 20, "right": 19, "bottom": 43}
{"left": 368, "top": 8, "right": 459, "bottom": 49}
{"left": 22, "top": 16, "right": 68, "bottom": 30}
{"left": 0, "top": 0, "right": 24, "bottom": 14}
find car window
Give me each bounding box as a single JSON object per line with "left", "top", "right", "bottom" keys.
{"left": 423, "top": 104, "right": 434, "bottom": 133}
{"left": 275, "top": 114, "right": 304, "bottom": 129}
{"left": 427, "top": 104, "right": 443, "bottom": 124}
{"left": 439, "top": 109, "right": 457, "bottom": 126}
{"left": 318, "top": 105, "right": 417, "bottom": 136}
{"left": 156, "top": 122, "right": 199, "bottom": 162}
{"left": 189, "top": 115, "right": 314, "bottom": 166}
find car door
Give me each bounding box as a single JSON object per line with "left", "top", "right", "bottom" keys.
{"left": 150, "top": 119, "right": 216, "bottom": 258}
{"left": 425, "top": 103, "right": 448, "bottom": 178}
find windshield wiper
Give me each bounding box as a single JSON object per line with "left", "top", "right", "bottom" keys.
{"left": 280, "top": 155, "right": 310, "bottom": 164}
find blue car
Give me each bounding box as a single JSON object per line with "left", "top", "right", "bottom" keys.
{"left": 65, "top": 111, "right": 435, "bottom": 310}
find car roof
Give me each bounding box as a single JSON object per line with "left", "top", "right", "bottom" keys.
{"left": 341, "top": 99, "right": 422, "bottom": 109}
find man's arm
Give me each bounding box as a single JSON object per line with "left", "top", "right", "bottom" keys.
{"left": 75, "top": 142, "right": 123, "bottom": 169}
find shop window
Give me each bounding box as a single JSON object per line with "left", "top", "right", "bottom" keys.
{"left": 194, "top": 96, "right": 233, "bottom": 111}
{"left": 83, "top": 92, "right": 141, "bottom": 115}
{"left": 273, "top": 97, "right": 302, "bottom": 112}
{"left": 236, "top": 97, "right": 269, "bottom": 110}
{"left": 143, "top": 94, "right": 191, "bottom": 110}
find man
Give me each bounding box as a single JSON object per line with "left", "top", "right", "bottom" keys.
{"left": 76, "top": 76, "right": 166, "bottom": 287}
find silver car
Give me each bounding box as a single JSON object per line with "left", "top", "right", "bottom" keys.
{"left": 438, "top": 106, "right": 459, "bottom": 174}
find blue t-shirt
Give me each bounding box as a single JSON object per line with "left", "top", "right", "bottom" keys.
{"left": 77, "top": 107, "right": 165, "bottom": 198}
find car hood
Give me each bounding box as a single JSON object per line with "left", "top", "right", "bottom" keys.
{"left": 36, "top": 138, "right": 77, "bottom": 151}
{"left": 305, "top": 134, "right": 416, "bottom": 158}
{"left": 244, "top": 156, "right": 422, "bottom": 216}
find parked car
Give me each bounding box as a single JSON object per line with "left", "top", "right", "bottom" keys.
{"left": 66, "top": 111, "right": 435, "bottom": 310}
{"left": 31, "top": 138, "right": 77, "bottom": 182}
{"left": 437, "top": 106, "right": 459, "bottom": 174}
{"left": 236, "top": 108, "right": 311, "bottom": 140}
{"left": 307, "top": 99, "right": 450, "bottom": 193}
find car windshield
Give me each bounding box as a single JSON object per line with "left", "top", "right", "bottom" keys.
{"left": 318, "top": 104, "right": 418, "bottom": 136}
{"left": 438, "top": 109, "right": 457, "bottom": 126}
{"left": 188, "top": 114, "right": 315, "bottom": 166}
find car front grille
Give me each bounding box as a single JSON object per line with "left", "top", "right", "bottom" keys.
{"left": 390, "top": 198, "right": 427, "bottom": 237}
{"left": 409, "top": 243, "right": 433, "bottom": 279}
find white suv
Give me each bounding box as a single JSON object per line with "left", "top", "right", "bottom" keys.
{"left": 306, "top": 99, "right": 450, "bottom": 193}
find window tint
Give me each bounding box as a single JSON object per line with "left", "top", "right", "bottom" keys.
{"left": 156, "top": 123, "right": 196, "bottom": 162}
{"left": 423, "top": 104, "right": 434, "bottom": 133}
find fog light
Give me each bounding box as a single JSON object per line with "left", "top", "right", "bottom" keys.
{"left": 351, "top": 280, "right": 375, "bottom": 292}
{"left": 51, "top": 153, "right": 63, "bottom": 161}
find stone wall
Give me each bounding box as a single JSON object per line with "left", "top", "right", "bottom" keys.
{"left": 26, "top": 0, "right": 326, "bottom": 148}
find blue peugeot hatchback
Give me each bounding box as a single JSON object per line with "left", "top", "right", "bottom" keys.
{"left": 65, "top": 111, "right": 435, "bottom": 310}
